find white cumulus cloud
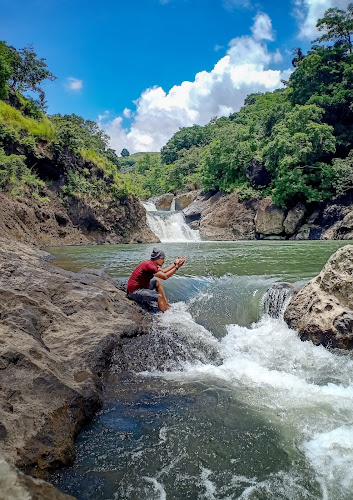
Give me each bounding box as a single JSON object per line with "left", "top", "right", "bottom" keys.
{"left": 295, "top": 0, "right": 351, "bottom": 39}
{"left": 123, "top": 108, "right": 132, "bottom": 118}
{"left": 251, "top": 12, "right": 274, "bottom": 41}
{"left": 66, "top": 77, "right": 83, "bottom": 91}
{"left": 100, "top": 13, "right": 290, "bottom": 154}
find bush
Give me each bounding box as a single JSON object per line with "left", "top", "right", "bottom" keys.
{"left": 0, "top": 147, "right": 48, "bottom": 200}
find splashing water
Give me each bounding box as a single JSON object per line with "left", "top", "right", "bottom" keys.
{"left": 51, "top": 241, "right": 353, "bottom": 500}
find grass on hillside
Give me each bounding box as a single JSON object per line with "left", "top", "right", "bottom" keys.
{"left": 79, "top": 148, "right": 116, "bottom": 175}
{"left": 119, "top": 152, "right": 160, "bottom": 172}
{"left": 0, "top": 101, "right": 56, "bottom": 141}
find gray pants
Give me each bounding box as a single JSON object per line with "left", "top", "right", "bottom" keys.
{"left": 127, "top": 277, "right": 159, "bottom": 304}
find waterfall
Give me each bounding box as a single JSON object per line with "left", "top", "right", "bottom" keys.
{"left": 261, "top": 282, "right": 295, "bottom": 318}
{"left": 142, "top": 201, "right": 200, "bottom": 242}
{"left": 142, "top": 201, "right": 157, "bottom": 212}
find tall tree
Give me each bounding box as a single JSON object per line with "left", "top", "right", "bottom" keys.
{"left": 2, "top": 42, "right": 56, "bottom": 106}
{"left": 121, "top": 148, "right": 130, "bottom": 157}
{"left": 315, "top": 4, "right": 353, "bottom": 52}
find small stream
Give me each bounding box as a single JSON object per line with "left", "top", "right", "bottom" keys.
{"left": 47, "top": 239, "right": 353, "bottom": 499}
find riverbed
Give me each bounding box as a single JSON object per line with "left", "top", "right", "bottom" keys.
{"left": 49, "top": 241, "right": 353, "bottom": 499}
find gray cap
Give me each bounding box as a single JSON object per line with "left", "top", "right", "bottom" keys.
{"left": 151, "top": 248, "right": 165, "bottom": 260}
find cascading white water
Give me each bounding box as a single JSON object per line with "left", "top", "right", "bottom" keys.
{"left": 142, "top": 201, "right": 157, "bottom": 212}
{"left": 142, "top": 201, "right": 200, "bottom": 242}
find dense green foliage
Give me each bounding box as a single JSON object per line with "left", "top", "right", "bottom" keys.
{"left": 0, "top": 44, "right": 126, "bottom": 203}
{"left": 0, "top": 147, "right": 48, "bottom": 200}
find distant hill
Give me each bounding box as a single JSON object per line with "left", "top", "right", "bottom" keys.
{"left": 119, "top": 152, "right": 160, "bottom": 173}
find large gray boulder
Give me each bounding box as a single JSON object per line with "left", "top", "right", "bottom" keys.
{"left": 151, "top": 193, "right": 174, "bottom": 210}
{"left": 255, "top": 199, "right": 286, "bottom": 236}
{"left": 174, "top": 191, "right": 199, "bottom": 211}
{"left": 283, "top": 203, "right": 306, "bottom": 235}
{"left": 284, "top": 245, "right": 353, "bottom": 349}
{"left": 200, "top": 193, "right": 258, "bottom": 240}
{"left": 183, "top": 191, "right": 221, "bottom": 223}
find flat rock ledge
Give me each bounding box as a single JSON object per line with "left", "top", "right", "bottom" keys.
{"left": 0, "top": 237, "right": 152, "bottom": 497}
{"left": 284, "top": 245, "right": 353, "bottom": 349}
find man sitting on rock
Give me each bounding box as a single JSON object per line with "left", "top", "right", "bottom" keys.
{"left": 127, "top": 248, "right": 186, "bottom": 312}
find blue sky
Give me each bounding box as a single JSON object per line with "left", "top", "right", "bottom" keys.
{"left": 1, "top": 0, "right": 350, "bottom": 153}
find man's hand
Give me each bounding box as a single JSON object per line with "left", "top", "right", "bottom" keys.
{"left": 175, "top": 256, "right": 186, "bottom": 269}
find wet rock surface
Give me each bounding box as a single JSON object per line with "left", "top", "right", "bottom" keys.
{"left": 0, "top": 237, "right": 151, "bottom": 480}
{"left": 284, "top": 245, "right": 353, "bottom": 349}
{"left": 0, "top": 456, "right": 75, "bottom": 499}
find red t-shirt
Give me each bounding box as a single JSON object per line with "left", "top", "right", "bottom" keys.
{"left": 127, "top": 260, "right": 159, "bottom": 292}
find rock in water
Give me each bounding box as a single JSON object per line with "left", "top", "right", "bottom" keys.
{"left": 284, "top": 245, "right": 353, "bottom": 349}
{"left": 0, "top": 237, "right": 151, "bottom": 477}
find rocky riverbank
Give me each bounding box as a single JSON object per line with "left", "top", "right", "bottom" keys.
{"left": 0, "top": 235, "right": 153, "bottom": 498}
{"left": 151, "top": 189, "right": 353, "bottom": 241}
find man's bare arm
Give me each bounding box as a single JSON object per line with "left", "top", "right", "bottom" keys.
{"left": 155, "top": 257, "right": 186, "bottom": 280}
{"left": 159, "top": 263, "right": 175, "bottom": 273}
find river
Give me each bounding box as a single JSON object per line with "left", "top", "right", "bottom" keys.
{"left": 48, "top": 240, "right": 353, "bottom": 500}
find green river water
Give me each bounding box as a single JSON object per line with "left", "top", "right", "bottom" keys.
{"left": 48, "top": 241, "right": 353, "bottom": 500}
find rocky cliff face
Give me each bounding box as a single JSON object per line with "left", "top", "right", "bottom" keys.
{"left": 2, "top": 140, "right": 158, "bottom": 247}
{"left": 181, "top": 190, "right": 353, "bottom": 242}
{"left": 0, "top": 236, "right": 151, "bottom": 482}
{"left": 0, "top": 190, "right": 158, "bottom": 247}
{"left": 182, "top": 191, "right": 258, "bottom": 240}
{"left": 284, "top": 245, "right": 353, "bottom": 349}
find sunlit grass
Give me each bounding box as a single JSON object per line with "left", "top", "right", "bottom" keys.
{"left": 0, "top": 101, "right": 56, "bottom": 141}
{"left": 79, "top": 148, "right": 114, "bottom": 174}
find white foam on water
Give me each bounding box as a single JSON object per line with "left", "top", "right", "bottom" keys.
{"left": 200, "top": 468, "right": 217, "bottom": 499}
{"left": 303, "top": 426, "right": 353, "bottom": 496}
{"left": 146, "top": 305, "right": 353, "bottom": 498}
{"left": 143, "top": 477, "right": 167, "bottom": 500}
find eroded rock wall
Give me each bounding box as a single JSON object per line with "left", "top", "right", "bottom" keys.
{"left": 0, "top": 191, "right": 158, "bottom": 247}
